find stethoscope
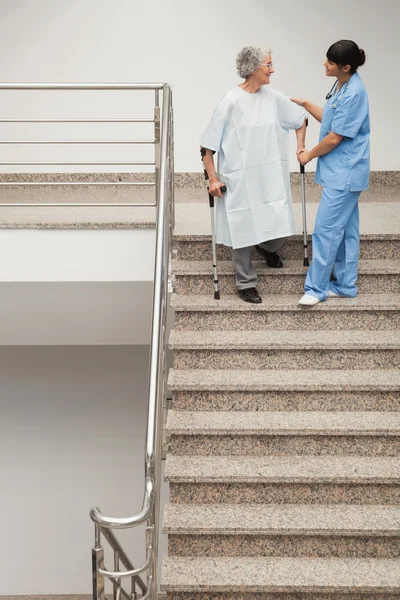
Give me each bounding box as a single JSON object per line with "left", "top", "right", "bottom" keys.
{"left": 326, "top": 80, "right": 349, "bottom": 108}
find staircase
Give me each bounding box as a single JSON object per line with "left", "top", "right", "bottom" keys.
{"left": 162, "top": 232, "right": 400, "bottom": 598}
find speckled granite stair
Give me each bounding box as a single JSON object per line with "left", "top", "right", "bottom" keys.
{"left": 165, "top": 225, "right": 400, "bottom": 596}
{"left": 170, "top": 330, "right": 400, "bottom": 370}
{"left": 173, "top": 259, "right": 400, "bottom": 295}
{"left": 169, "top": 368, "right": 400, "bottom": 411}
{"left": 161, "top": 556, "right": 400, "bottom": 595}
{"left": 172, "top": 293, "right": 400, "bottom": 331}
{"left": 166, "top": 410, "right": 400, "bottom": 456}
{"left": 164, "top": 503, "right": 400, "bottom": 558}
{"left": 174, "top": 233, "right": 400, "bottom": 261}
{"left": 166, "top": 455, "right": 400, "bottom": 505}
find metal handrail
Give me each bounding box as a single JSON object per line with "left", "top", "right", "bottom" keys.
{"left": 90, "top": 84, "right": 174, "bottom": 600}
{"left": 100, "top": 528, "right": 147, "bottom": 594}
{"left": 90, "top": 477, "right": 153, "bottom": 529}
{"left": 0, "top": 83, "right": 166, "bottom": 90}
{"left": 0, "top": 82, "right": 165, "bottom": 199}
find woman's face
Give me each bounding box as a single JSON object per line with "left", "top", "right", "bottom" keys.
{"left": 253, "top": 54, "right": 274, "bottom": 86}
{"left": 324, "top": 58, "right": 350, "bottom": 77}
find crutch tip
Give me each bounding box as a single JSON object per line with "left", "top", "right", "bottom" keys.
{"left": 214, "top": 291, "right": 221, "bottom": 300}
{"left": 304, "top": 258, "right": 310, "bottom": 267}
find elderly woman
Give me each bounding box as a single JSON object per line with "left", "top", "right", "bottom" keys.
{"left": 200, "top": 45, "right": 306, "bottom": 303}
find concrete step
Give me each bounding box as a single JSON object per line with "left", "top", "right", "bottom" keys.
{"left": 164, "top": 503, "right": 400, "bottom": 558}
{"left": 164, "top": 502, "right": 400, "bottom": 536}
{"left": 166, "top": 410, "right": 400, "bottom": 456}
{"left": 170, "top": 330, "right": 400, "bottom": 371}
{"left": 166, "top": 455, "right": 400, "bottom": 505}
{"left": 161, "top": 556, "right": 400, "bottom": 595}
{"left": 173, "top": 259, "right": 400, "bottom": 295}
{"left": 165, "top": 455, "right": 400, "bottom": 484}
{"left": 171, "top": 293, "right": 400, "bottom": 331}
{"left": 174, "top": 233, "right": 400, "bottom": 261}
{"left": 169, "top": 368, "right": 400, "bottom": 412}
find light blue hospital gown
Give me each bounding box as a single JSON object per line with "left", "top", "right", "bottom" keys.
{"left": 200, "top": 86, "right": 306, "bottom": 249}
{"left": 305, "top": 72, "right": 370, "bottom": 300}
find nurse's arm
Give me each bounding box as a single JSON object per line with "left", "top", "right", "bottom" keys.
{"left": 299, "top": 132, "right": 343, "bottom": 165}
{"left": 308, "top": 131, "right": 344, "bottom": 159}
{"left": 291, "top": 99, "right": 323, "bottom": 123}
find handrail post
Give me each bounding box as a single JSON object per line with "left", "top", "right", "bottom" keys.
{"left": 154, "top": 90, "right": 161, "bottom": 205}
{"left": 130, "top": 575, "right": 137, "bottom": 600}
{"left": 168, "top": 98, "right": 175, "bottom": 292}
{"left": 113, "top": 550, "right": 121, "bottom": 600}
{"left": 92, "top": 525, "right": 105, "bottom": 600}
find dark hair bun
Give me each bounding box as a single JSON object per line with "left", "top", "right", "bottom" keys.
{"left": 359, "top": 48, "right": 366, "bottom": 66}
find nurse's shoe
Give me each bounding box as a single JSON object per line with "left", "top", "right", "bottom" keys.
{"left": 327, "top": 290, "right": 348, "bottom": 298}
{"left": 238, "top": 287, "right": 262, "bottom": 304}
{"left": 298, "top": 294, "right": 321, "bottom": 306}
{"left": 254, "top": 245, "right": 283, "bottom": 268}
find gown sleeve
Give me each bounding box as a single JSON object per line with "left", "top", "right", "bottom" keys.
{"left": 330, "top": 90, "right": 369, "bottom": 139}
{"left": 199, "top": 96, "right": 230, "bottom": 152}
{"left": 275, "top": 91, "right": 306, "bottom": 130}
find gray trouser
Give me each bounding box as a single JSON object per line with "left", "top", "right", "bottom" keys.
{"left": 232, "top": 238, "right": 286, "bottom": 290}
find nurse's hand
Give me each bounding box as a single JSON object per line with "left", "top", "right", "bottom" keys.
{"left": 208, "top": 178, "right": 225, "bottom": 198}
{"left": 290, "top": 98, "right": 307, "bottom": 107}
{"left": 298, "top": 150, "right": 312, "bottom": 165}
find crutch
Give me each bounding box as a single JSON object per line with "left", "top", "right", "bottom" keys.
{"left": 200, "top": 148, "right": 226, "bottom": 300}
{"left": 300, "top": 161, "right": 309, "bottom": 267}
{"left": 299, "top": 117, "right": 309, "bottom": 267}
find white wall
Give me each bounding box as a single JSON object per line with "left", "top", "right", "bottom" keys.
{"left": 0, "top": 282, "right": 154, "bottom": 345}
{"left": 0, "top": 345, "right": 168, "bottom": 595}
{"left": 0, "top": 229, "right": 155, "bottom": 282}
{"left": 0, "top": 0, "right": 397, "bottom": 172}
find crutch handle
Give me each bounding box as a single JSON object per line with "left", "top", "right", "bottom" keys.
{"left": 208, "top": 185, "right": 226, "bottom": 207}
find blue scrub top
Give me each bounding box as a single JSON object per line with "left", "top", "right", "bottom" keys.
{"left": 315, "top": 72, "right": 370, "bottom": 192}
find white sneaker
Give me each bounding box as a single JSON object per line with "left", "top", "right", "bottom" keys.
{"left": 327, "top": 290, "right": 347, "bottom": 298}
{"left": 298, "top": 294, "right": 321, "bottom": 306}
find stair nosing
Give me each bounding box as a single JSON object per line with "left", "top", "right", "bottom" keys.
{"left": 172, "top": 258, "right": 400, "bottom": 276}
{"left": 169, "top": 329, "right": 400, "bottom": 350}
{"left": 161, "top": 556, "right": 400, "bottom": 592}
{"left": 173, "top": 233, "right": 400, "bottom": 241}
{"left": 163, "top": 503, "right": 400, "bottom": 537}
{"left": 165, "top": 455, "right": 400, "bottom": 484}
{"left": 168, "top": 369, "right": 400, "bottom": 392}
{"left": 171, "top": 292, "right": 400, "bottom": 312}
{"left": 166, "top": 410, "right": 400, "bottom": 437}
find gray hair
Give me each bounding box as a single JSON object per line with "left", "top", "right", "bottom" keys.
{"left": 236, "top": 45, "right": 272, "bottom": 79}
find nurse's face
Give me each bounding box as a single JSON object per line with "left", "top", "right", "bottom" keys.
{"left": 253, "top": 54, "right": 274, "bottom": 86}
{"left": 323, "top": 58, "right": 350, "bottom": 78}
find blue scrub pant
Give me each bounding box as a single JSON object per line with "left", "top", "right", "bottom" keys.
{"left": 304, "top": 182, "right": 361, "bottom": 300}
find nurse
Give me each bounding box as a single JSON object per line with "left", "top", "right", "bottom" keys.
{"left": 200, "top": 45, "right": 306, "bottom": 303}
{"left": 292, "top": 40, "right": 370, "bottom": 306}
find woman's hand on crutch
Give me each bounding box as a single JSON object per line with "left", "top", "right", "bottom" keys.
{"left": 208, "top": 178, "right": 225, "bottom": 197}
{"left": 201, "top": 147, "right": 225, "bottom": 197}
